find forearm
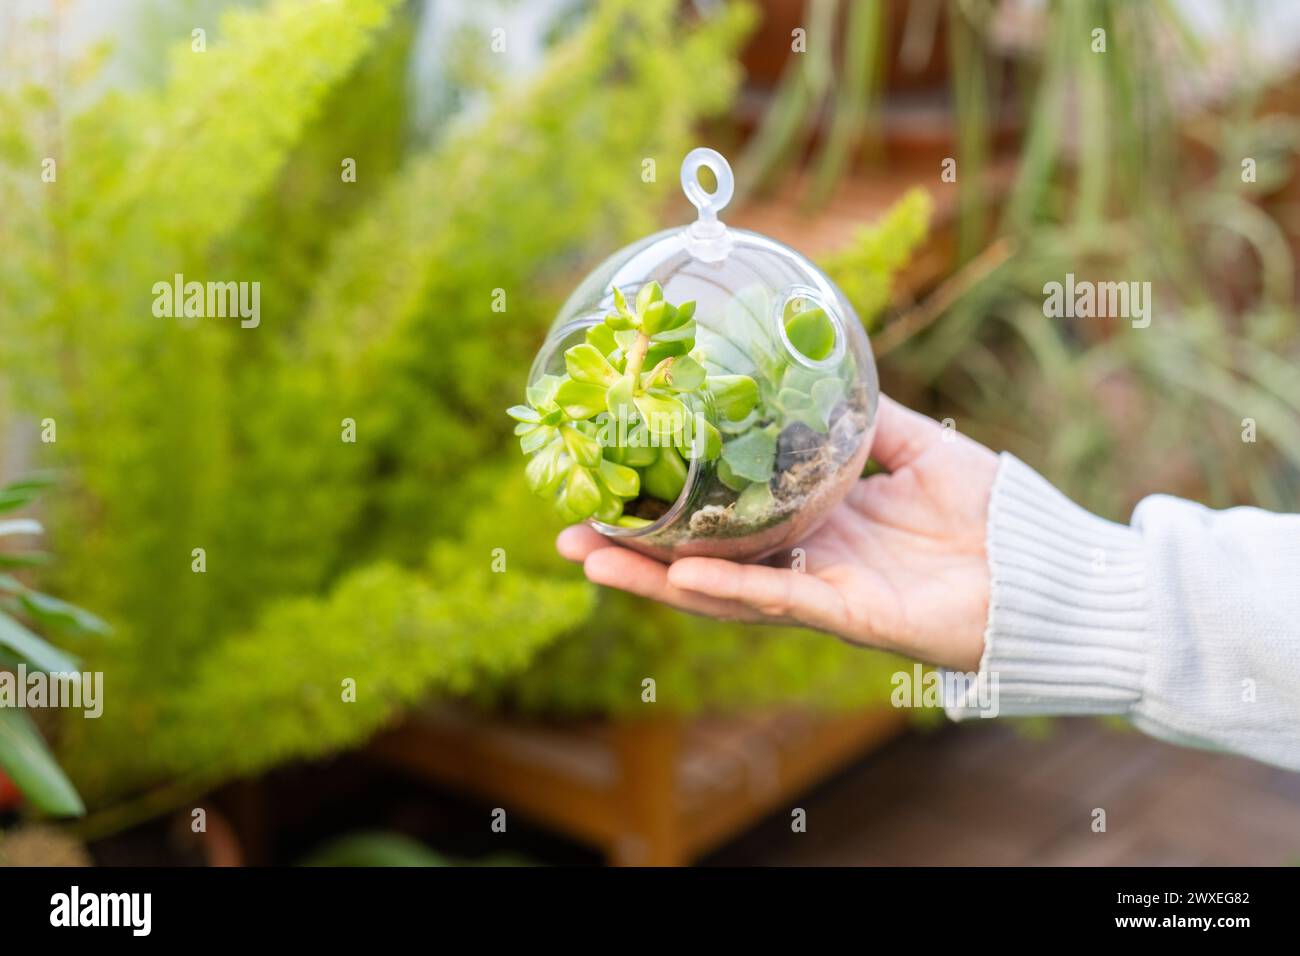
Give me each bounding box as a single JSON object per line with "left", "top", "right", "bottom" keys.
{"left": 948, "top": 454, "right": 1300, "bottom": 771}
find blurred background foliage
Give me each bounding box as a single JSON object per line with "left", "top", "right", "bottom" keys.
{"left": 0, "top": 0, "right": 915, "bottom": 811}
{"left": 0, "top": 0, "right": 1296, "bottom": 823}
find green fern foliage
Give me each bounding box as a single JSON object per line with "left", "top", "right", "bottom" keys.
{"left": 2, "top": 0, "right": 756, "bottom": 804}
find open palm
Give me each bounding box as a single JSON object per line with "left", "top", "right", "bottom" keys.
{"left": 557, "top": 396, "right": 998, "bottom": 670}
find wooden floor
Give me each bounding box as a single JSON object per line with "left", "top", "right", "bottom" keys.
{"left": 702, "top": 717, "right": 1300, "bottom": 866}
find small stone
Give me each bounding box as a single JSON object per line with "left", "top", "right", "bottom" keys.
{"left": 776, "top": 422, "right": 823, "bottom": 472}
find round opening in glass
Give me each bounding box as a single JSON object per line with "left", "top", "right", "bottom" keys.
{"left": 775, "top": 287, "right": 845, "bottom": 369}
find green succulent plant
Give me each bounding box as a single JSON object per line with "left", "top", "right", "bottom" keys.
{"left": 509, "top": 282, "right": 758, "bottom": 526}
{"left": 704, "top": 288, "right": 847, "bottom": 497}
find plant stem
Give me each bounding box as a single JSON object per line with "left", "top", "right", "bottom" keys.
{"left": 625, "top": 331, "right": 651, "bottom": 388}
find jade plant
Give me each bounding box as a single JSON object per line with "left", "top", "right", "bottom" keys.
{"left": 509, "top": 282, "right": 758, "bottom": 526}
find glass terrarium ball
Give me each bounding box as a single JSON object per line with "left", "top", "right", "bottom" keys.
{"left": 523, "top": 148, "right": 879, "bottom": 562}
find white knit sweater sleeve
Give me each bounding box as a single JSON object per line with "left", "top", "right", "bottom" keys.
{"left": 947, "top": 453, "right": 1300, "bottom": 771}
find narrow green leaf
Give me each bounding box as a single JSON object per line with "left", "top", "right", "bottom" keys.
{"left": 18, "top": 592, "right": 111, "bottom": 637}
{"left": 0, "top": 708, "right": 85, "bottom": 817}
{"left": 0, "top": 612, "right": 82, "bottom": 672}
{"left": 0, "top": 476, "right": 55, "bottom": 514}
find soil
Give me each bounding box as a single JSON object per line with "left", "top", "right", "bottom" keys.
{"left": 687, "top": 404, "right": 866, "bottom": 540}
{"left": 613, "top": 396, "right": 875, "bottom": 563}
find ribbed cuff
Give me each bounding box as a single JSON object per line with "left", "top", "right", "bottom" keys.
{"left": 946, "top": 453, "right": 1149, "bottom": 721}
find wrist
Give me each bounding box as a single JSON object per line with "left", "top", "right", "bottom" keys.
{"left": 946, "top": 453, "right": 1149, "bottom": 720}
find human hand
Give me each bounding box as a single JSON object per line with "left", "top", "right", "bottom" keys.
{"left": 556, "top": 396, "right": 998, "bottom": 670}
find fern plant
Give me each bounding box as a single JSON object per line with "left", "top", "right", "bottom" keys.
{"left": 1, "top": 0, "right": 938, "bottom": 814}
{"left": 2, "top": 0, "right": 756, "bottom": 804}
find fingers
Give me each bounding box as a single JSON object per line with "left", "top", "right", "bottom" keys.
{"left": 667, "top": 557, "right": 847, "bottom": 633}
{"left": 557, "top": 526, "right": 841, "bottom": 630}
{"left": 556, "top": 524, "right": 613, "bottom": 563}
{"left": 869, "top": 394, "right": 946, "bottom": 473}
{"left": 583, "top": 545, "right": 766, "bottom": 623}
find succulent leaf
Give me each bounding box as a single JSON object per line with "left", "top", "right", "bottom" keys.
{"left": 635, "top": 280, "right": 663, "bottom": 315}
{"left": 506, "top": 405, "right": 541, "bottom": 424}
{"left": 605, "top": 371, "right": 637, "bottom": 420}
{"left": 598, "top": 458, "right": 640, "bottom": 499}
{"left": 620, "top": 427, "right": 658, "bottom": 467}
{"left": 641, "top": 444, "right": 687, "bottom": 502}
{"left": 721, "top": 427, "right": 777, "bottom": 484}
{"left": 706, "top": 374, "right": 760, "bottom": 421}
{"left": 519, "top": 424, "right": 553, "bottom": 454}
{"left": 735, "top": 481, "right": 775, "bottom": 521}
{"left": 525, "top": 441, "right": 567, "bottom": 496}
{"left": 565, "top": 343, "right": 618, "bottom": 386}
{"left": 663, "top": 355, "right": 705, "bottom": 391}
{"left": 634, "top": 392, "right": 689, "bottom": 443}
{"left": 613, "top": 515, "right": 653, "bottom": 530}
{"left": 784, "top": 306, "right": 835, "bottom": 361}
{"left": 555, "top": 379, "right": 607, "bottom": 419}
{"left": 560, "top": 424, "right": 603, "bottom": 468}
{"left": 716, "top": 457, "right": 750, "bottom": 492}
{"left": 586, "top": 322, "right": 619, "bottom": 357}
{"left": 563, "top": 466, "right": 602, "bottom": 518}
{"left": 641, "top": 300, "right": 670, "bottom": 336}
{"left": 526, "top": 373, "right": 567, "bottom": 412}
{"left": 612, "top": 287, "right": 636, "bottom": 323}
